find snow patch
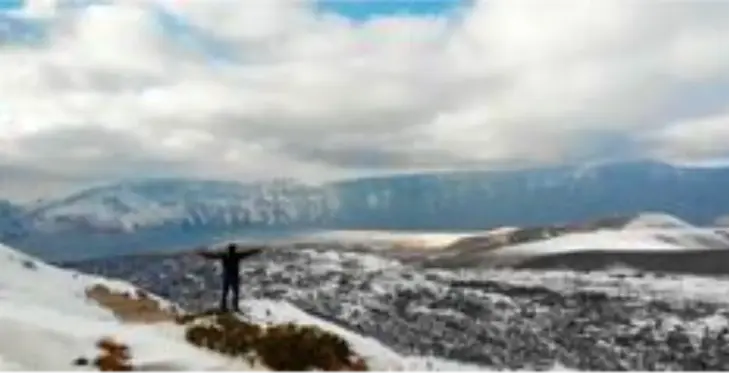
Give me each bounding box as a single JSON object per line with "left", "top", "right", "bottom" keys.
{"left": 623, "top": 213, "right": 695, "bottom": 230}
{"left": 501, "top": 225, "right": 729, "bottom": 258}
{"left": 427, "top": 212, "right": 729, "bottom": 270}
{"left": 0, "top": 305, "right": 250, "bottom": 371}
{"left": 241, "top": 300, "right": 575, "bottom": 373}
{"left": 0, "top": 242, "right": 253, "bottom": 370}
{"left": 503, "top": 230, "right": 686, "bottom": 256}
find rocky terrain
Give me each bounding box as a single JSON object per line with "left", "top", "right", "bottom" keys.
{"left": 62, "top": 244, "right": 729, "bottom": 371}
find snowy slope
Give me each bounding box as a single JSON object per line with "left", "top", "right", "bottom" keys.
{"left": 506, "top": 214, "right": 729, "bottom": 255}
{"left": 715, "top": 215, "right": 729, "bottom": 227}
{"left": 241, "top": 300, "right": 487, "bottom": 371}
{"left": 423, "top": 213, "right": 729, "bottom": 270}
{"left": 0, "top": 242, "right": 139, "bottom": 318}
{"left": 622, "top": 212, "right": 697, "bottom": 230}
{"left": 0, "top": 242, "right": 490, "bottom": 370}
{"left": 499, "top": 229, "right": 716, "bottom": 257}
{"left": 504, "top": 213, "right": 727, "bottom": 256}
{"left": 0, "top": 242, "right": 255, "bottom": 370}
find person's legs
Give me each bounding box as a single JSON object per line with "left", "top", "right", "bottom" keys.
{"left": 220, "top": 277, "right": 230, "bottom": 312}
{"left": 231, "top": 276, "right": 241, "bottom": 311}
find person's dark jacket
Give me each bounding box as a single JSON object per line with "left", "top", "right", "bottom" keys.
{"left": 198, "top": 247, "right": 263, "bottom": 280}
{"left": 196, "top": 245, "right": 264, "bottom": 311}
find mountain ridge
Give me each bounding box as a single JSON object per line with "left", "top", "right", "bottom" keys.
{"left": 3, "top": 160, "right": 729, "bottom": 260}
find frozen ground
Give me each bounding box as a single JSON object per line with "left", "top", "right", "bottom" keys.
{"left": 0, "top": 242, "right": 485, "bottom": 371}
{"left": 0, "top": 243, "right": 260, "bottom": 371}
{"left": 15, "top": 212, "right": 729, "bottom": 373}
{"left": 65, "top": 236, "right": 729, "bottom": 370}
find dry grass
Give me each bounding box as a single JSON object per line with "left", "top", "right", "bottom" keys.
{"left": 179, "top": 312, "right": 368, "bottom": 371}
{"left": 86, "top": 284, "right": 367, "bottom": 371}
{"left": 74, "top": 337, "right": 134, "bottom": 371}
{"left": 86, "top": 284, "right": 177, "bottom": 323}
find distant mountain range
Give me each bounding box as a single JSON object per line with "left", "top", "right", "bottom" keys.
{"left": 2, "top": 160, "right": 729, "bottom": 260}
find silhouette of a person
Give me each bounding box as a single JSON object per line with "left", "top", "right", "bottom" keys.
{"left": 198, "top": 243, "right": 263, "bottom": 312}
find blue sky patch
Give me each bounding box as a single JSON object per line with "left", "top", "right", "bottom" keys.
{"left": 0, "top": 0, "right": 466, "bottom": 51}
{"left": 0, "top": 13, "right": 47, "bottom": 45}
{"left": 1, "top": 0, "right": 470, "bottom": 17}
{"left": 316, "top": 0, "right": 468, "bottom": 20}
{"left": 0, "top": 0, "right": 23, "bottom": 10}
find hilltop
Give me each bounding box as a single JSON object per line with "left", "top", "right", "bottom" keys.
{"left": 0, "top": 241, "right": 482, "bottom": 370}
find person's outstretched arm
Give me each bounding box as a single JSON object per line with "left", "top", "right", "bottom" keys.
{"left": 234, "top": 247, "right": 264, "bottom": 261}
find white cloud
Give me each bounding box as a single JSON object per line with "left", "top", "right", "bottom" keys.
{"left": 3, "top": 0, "right": 729, "bottom": 198}
{"left": 642, "top": 111, "right": 729, "bottom": 162}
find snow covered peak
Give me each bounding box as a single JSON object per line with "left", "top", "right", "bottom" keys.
{"left": 715, "top": 215, "right": 729, "bottom": 227}
{"left": 622, "top": 213, "right": 695, "bottom": 230}
{"left": 25, "top": 178, "right": 336, "bottom": 232}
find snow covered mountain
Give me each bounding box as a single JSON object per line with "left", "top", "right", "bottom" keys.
{"left": 0, "top": 199, "right": 29, "bottom": 240}
{"left": 26, "top": 178, "right": 337, "bottom": 232}
{"left": 3, "top": 160, "right": 729, "bottom": 260}
{"left": 0, "top": 178, "right": 341, "bottom": 260}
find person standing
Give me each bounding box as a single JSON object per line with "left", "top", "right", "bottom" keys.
{"left": 197, "top": 243, "right": 263, "bottom": 312}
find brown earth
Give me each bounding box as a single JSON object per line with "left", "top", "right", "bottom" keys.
{"left": 85, "top": 284, "right": 178, "bottom": 323}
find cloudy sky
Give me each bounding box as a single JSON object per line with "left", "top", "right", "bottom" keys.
{"left": 2, "top": 0, "right": 729, "bottom": 200}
